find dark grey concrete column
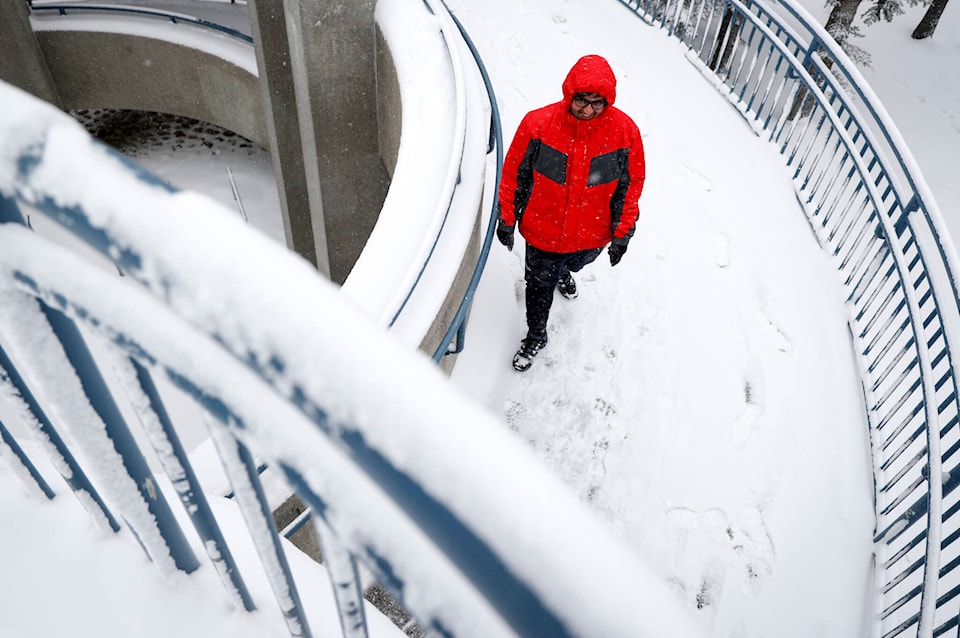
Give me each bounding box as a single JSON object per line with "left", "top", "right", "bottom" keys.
{"left": 297, "top": 0, "right": 390, "bottom": 284}
{"left": 247, "top": 0, "right": 330, "bottom": 276}
{"left": 0, "top": 1, "right": 61, "bottom": 106}
{"left": 248, "top": 0, "right": 389, "bottom": 284}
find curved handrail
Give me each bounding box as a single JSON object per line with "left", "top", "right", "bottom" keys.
{"left": 27, "top": 2, "right": 254, "bottom": 43}
{"left": 384, "top": 0, "right": 469, "bottom": 329}
{"left": 431, "top": 1, "right": 504, "bottom": 361}
{"left": 614, "top": 0, "right": 960, "bottom": 634}
{"left": 332, "top": 0, "right": 492, "bottom": 352}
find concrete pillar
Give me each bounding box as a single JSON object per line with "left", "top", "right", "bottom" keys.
{"left": 248, "top": 0, "right": 389, "bottom": 284}
{"left": 247, "top": 0, "right": 330, "bottom": 276}
{"left": 298, "top": 0, "right": 390, "bottom": 284}
{"left": 0, "top": 1, "right": 61, "bottom": 106}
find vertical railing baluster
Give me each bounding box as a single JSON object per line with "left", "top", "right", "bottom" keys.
{"left": 110, "top": 352, "right": 257, "bottom": 611}
{"left": 278, "top": 467, "right": 371, "bottom": 638}
{"left": 39, "top": 304, "right": 200, "bottom": 573}
{"left": 0, "top": 414, "right": 56, "bottom": 500}
{"left": 312, "top": 514, "right": 370, "bottom": 638}
{"left": 0, "top": 195, "right": 120, "bottom": 531}
{"left": 204, "top": 410, "right": 313, "bottom": 638}
{"left": 0, "top": 337, "right": 120, "bottom": 532}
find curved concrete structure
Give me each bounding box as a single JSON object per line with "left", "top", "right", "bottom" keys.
{"left": 8, "top": 2, "right": 489, "bottom": 371}
{"left": 0, "top": 1, "right": 60, "bottom": 106}
{"left": 30, "top": 13, "right": 268, "bottom": 150}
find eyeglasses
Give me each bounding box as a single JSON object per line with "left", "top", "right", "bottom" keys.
{"left": 572, "top": 94, "right": 608, "bottom": 110}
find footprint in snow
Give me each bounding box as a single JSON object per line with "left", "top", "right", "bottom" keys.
{"left": 695, "top": 559, "right": 726, "bottom": 613}
{"left": 551, "top": 14, "right": 571, "bottom": 34}
{"left": 730, "top": 379, "right": 762, "bottom": 446}
{"left": 715, "top": 233, "right": 731, "bottom": 268}
{"left": 666, "top": 506, "right": 776, "bottom": 609}
{"left": 730, "top": 403, "right": 763, "bottom": 446}
{"left": 678, "top": 163, "right": 714, "bottom": 193}
{"left": 757, "top": 308, "right": 790, "bottom": 353}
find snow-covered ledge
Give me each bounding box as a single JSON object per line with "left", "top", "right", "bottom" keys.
{"left": 343, "top": 0, "right": 489, "bottom": 363}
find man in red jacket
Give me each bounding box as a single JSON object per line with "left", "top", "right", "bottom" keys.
{"left": 497, "top": 54, "right": 646, "bottom": 371}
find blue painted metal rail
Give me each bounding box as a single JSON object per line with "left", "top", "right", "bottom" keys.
{"left": 432, "top": 4, "right": 504, "bottom": 361}
{"left": 614, "top": 0, "right": 960, "bottom": 634}
{"left": 27, "top": 1, "right": 254, "bottom": 43}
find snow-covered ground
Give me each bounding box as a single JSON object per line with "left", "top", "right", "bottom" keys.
{"left": 446, "top": 1, "right": 875, "bottom": 635}
{"left": 1, "top": 0, "right": 958, "bottom": 636}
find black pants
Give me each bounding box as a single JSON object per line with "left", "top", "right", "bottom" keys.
{"left": 524, "top": 244, "right": 603, "bottom": 340}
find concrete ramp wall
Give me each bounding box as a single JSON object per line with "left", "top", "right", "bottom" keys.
{"left": 30, "top": 14, "right": 268, "bottom": 148}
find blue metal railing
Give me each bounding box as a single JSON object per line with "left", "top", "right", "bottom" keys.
{"left": 614, "top": 0, "right": 960, "bottom": 634}
{"left": 11, "top": 0, "right": 955, "bottom": 632}
{"left": 27, "top": 1, "right": 254, "bottom": 43}
{"left": 432, "top": 3, "right": 504, "bottom": 361}
{"left": 375, "top": 0, "right": 500, "bottom": 357}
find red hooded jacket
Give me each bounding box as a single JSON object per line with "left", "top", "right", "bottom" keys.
{"left": 498, "top": 55, "right": 645, "bottom": 253}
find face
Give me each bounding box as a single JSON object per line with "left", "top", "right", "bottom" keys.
{"left": 570, "top": 92, "right": 608, "bottom": 120}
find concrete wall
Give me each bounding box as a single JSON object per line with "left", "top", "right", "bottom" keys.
{"left": 421, "top": 215, "right": 481, "bottom": 373}
{"left": 246, "top": 0, "right": 329, "bottom": 273}
{"left": 18, "top": 13, "right": 479, "bottom": 371}
{"left": 375, "top": 23, "right": 402, "bottom": 180}
{"left": 0, "top": 2, "right": 60, "bottom": 106}
{"left": 35, "top": 31, "right": 267, "bottom": 148}
{"left": 294, "top": 0, "right": 390, "bottom": 285}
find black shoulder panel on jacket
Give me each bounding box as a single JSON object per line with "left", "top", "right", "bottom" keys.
{"left": 534, "top": 142, "right": 568, "bottom": 185}
{"left": 588, "top": 149, "right": 628, "bottom": 187}
{"left": 513, "top": 138, "right": 540, "bottom": 219}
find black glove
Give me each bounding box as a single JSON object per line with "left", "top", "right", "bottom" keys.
{"left": 496, "top": 220, "right": 515, "bottom": 251}
{"left": 608, "top": 242, "right": 627, "bottom": 266}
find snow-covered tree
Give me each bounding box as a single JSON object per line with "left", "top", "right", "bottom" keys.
{"left": 912, "top": 0, "right": 951, "bottom": 38}
{"left": 825, "top": 0, "right": 872, "bottom": 64}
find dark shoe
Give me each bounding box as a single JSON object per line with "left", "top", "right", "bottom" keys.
{"left": 512, "top": 335, "right": 548, "bottom": 372}
{"left": 557, "top": 271, "right": 578, "bottom": 299}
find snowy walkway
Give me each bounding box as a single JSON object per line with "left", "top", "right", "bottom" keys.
{"left": 447, "top": 1, "right": 876, "bottom": 635}
{"left": 0, "top": 1, "right": 879, "bottom": 636}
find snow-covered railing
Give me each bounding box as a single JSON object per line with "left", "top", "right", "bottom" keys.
{"left": 0, "top": 71, "right": 708, "bottom": 638}
{"left": 428, "top": 6, "right": 504, "bottom": 362}
{"left": 343, "top": 0, "right": 493, "bottom": 355}
{"left": 26, "top": 1, "right": 254, "bottom": 43}
{"left": 615, "top": 0, "right": 960, "bottom": 634}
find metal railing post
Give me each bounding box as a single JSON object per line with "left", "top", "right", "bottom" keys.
{"left": 204, "top": 411, "right": 313, "bottom": 638}
{"left": 38, "top": 303, "right": 200, "bottom": 573}
{"left": 0, "top": 414, "right": 56, "bottom": 500}
{"left": 0, "top": 338, "right": 121, "bottom": 532}
{"left": 118, "top": 355, "right": 256, "bottom": 610}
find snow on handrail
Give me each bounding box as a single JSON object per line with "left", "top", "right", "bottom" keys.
{"left": 341, "top": 0, "right": 490, "bottom": 350}
{"left": 0, "top": 79, "right": 707, "bottom": 637}
{"left": 383, "top": 0, "right": 469, "bottom": 328}
{"left": 430, "top": 2, "right": 504, "bottom": 361}
{"left": 28, "top": 2, "right": 254, "bottom": 43}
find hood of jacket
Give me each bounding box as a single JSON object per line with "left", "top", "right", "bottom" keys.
{"left": 561, "top": 55, "right": 617, "bottom": 107}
